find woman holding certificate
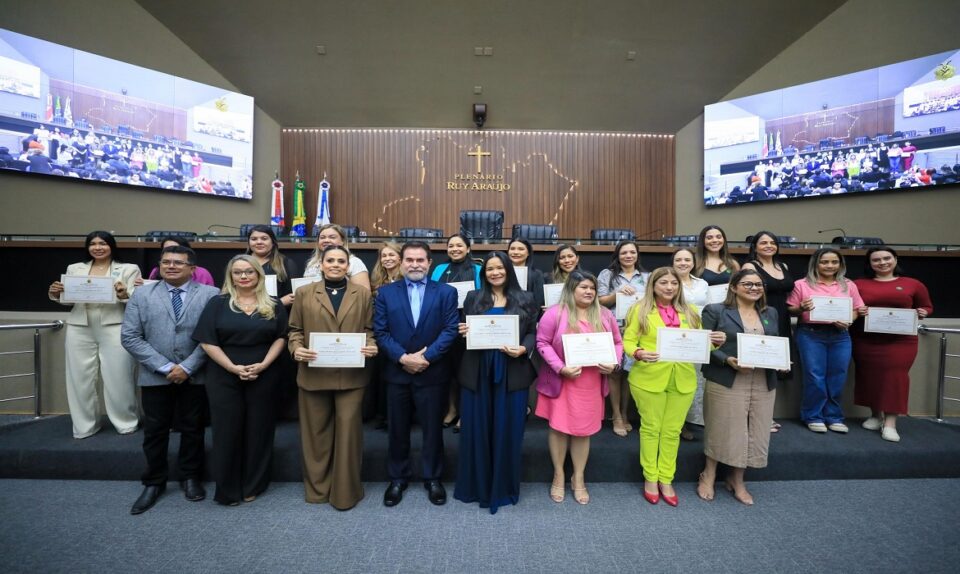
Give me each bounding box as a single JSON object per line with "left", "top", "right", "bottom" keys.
{"left": 597, "top": 240, "right": 649, "bottom": 437}
{"left": 245, "top": 225, "right": 299, "bottom": 307}
{"left": 693, "top": 225, "right": 740, "bottom": 287}
{"left": 536, "top": 270, "right": 622, "bottom": 504}
{"left": 672, "top": 248, "right": 709, "bottom": 441}
{"left": 787, "top": 248, "right": 866, "bottom": 434}
{"left": 454, "top": 252, "right": 538, "bottom": 514}
{"left": 852, "top": 247, "right": 933, "bottom": 442}
{"left": 288, "top": 245, "right": 378, "bottom": 510}
{"left": 47, "top": 230, "right": 141, "bottom": 439}
{"left": 304, "top": 223, "right": 371, "bottom": 290}
{"left": 697, "top": 269, "right": 782, "bottom": 506}
{"left": 507, "top": 237, "right": 546, "bottom": 308}
{"left": 741, "top": 231, "right": 796, "bottom": 434}
{"left": 193, "top": 255, "right": 288, "bottom": 505}
{"left": 431, "top": 233, "right": 482, "bottom": 430}
{"left": 623, "top": 267, "right": 724, "bottom": 506}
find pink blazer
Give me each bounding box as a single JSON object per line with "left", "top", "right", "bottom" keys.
{"left": 535, "top": 305, "right": 623, "bottom": 399}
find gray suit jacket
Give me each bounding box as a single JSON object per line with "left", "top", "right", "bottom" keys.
{"left": 121, "top": 280, "right": 220, "bottom": 386}
{"left": 700, "top": 303, "right": 780, "bottom": 390}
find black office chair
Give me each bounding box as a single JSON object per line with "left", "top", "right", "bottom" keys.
{"left": 398, "top": 227, "right": 444, "bottom": 239}
{"left": 511, "top": 224, "right": 558, "bottom": 244}
{"left": 144, "top": 230, "right": 198, "bottom": 242}
{"left": 663, "top": 235, "right": 698, "bottom": 246}
{"left": 590, "top": 228, "right": 635, "bottom": 243}
{"left": 459, "top": 210, "right": 504, "bottom": 242}
{"left": 930, "top": 126, "right": 946, "bottom": 135}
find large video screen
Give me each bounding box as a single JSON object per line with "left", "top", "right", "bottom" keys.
{"left": 703, "top": 49, "right": 960, "bottom": 206}
{"left": 0, "top": 28, "right": 254, "bottom": 199}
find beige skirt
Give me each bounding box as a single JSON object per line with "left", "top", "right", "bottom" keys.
{"left": 703, "top": 371, "right": 776, "bottom": 469}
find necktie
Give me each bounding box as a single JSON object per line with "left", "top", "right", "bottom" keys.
{"left": 410, "top": 282, "right": 421, "bottom": 327}
{"left": 171, "top": 288, "right": 183, "bottom": 321}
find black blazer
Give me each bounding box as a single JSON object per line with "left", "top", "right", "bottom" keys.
{"left": 700, "top": 303, "right": 780, "bottom": 390}
{"left": 457, "top": 290, "right": 538, "bottom": 393}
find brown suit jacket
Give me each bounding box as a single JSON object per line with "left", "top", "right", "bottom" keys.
{"left": 288, "top": 280, "right": 377, "bottom": 391}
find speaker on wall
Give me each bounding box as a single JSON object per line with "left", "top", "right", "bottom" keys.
{"left": 473, "top": 103, "right": 487, "bottom": 129}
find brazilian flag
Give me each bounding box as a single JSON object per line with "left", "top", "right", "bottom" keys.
{"left": 290, "top": 175, "right": 307, "bottom": 236}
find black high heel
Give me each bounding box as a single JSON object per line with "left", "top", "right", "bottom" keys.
{"left": 443, "top": 415, "right": 460, "bottom": 429}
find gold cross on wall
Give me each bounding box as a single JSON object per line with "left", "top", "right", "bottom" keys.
{"left": 467, "top": 144, "right": 491, "bottom": 173}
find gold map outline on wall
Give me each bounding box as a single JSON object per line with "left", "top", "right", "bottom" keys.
{"left": 790, "top": 109, "right": 860, "bottom": 147}
{"left": 372, "top": 133, "right": 579, "bottom": 235}
{"left": 85, "top": 93, "right": 159, "bottom": 135}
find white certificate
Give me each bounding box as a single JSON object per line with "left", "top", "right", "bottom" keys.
{"left": 264, "top": 274, "right": 278, "bottom": 297}
{"left": 141, "top": 279, "right": 159, "bottom": 286}
{"left": 706, "top": 284, "right": 728, "bottom": 305}
{"left": 60, "top": 275, "right": 116, "bottom": 304}
{"left": 465, "top": 314, "right": 520, "bottom": 350}
{"left": 864, "top": 307, "right": 918, "bottom": 335}
{"left": 514, "top": 266, "right": 528, "bottom": 291}
{"left": 656, "top": 328, "right": 712, "bottom": 364}
{"left": 447, "top": 281, "right": 475, "bottom": 309}
{"left": 737, "top": 333, "right": 791, "bottom": 370}
{"left": 615, "top": 292, "right": 641, "bottom": 321}
{"left": 543, "top": 283, "right": 564, "bottom": 307}
{"left": 562, "top": 331, "right": 617, "bottom": 367}
{"left": 291, "top": 277, "right": 322, "bottom": 293}
{"left": 308, "top": 333, "right": 367, "bottom": 368}
{"left": 809, "top": 296, "right": 853, "bottom": 323}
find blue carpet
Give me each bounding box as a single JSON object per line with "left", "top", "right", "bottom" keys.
{"left": 0, "top": 478, "right": 958, "bottom": 573}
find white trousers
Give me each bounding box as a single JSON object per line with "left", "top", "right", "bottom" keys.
{"left": 64, "top": 306, "right": 139, "bottom": 438}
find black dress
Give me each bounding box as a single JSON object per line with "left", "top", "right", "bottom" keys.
{"left": 746, "top": 261, "right": 794, "bottom": 342}
{"left": 193, "top": 295, "right": 288, "bottom": 504}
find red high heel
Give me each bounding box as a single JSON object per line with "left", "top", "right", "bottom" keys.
{"left": 659, "top": 483, "right": 678, "bottom": 507}
{"left": 642, "top": 484, "right": 660, "bottom": 505}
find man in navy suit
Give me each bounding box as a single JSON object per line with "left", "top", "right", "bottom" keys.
{"left": 121, "top": 246, "right": 219, "bottom": 514}
{"left": 374, "top": 241, "right": 459, "bottom": 506}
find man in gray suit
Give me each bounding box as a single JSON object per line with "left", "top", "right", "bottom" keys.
{"left": 121, "top": 245, "right": 219, "bottom": 514}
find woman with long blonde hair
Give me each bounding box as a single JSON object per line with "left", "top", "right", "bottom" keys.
{"left": 194, "top": 254, "right": 289, "bottom": 505}
{"left": 623, "top": 267, "right": 725, "bottom": 507}
{"left": 535, "top": 270, "right": 622, "bottom": 505}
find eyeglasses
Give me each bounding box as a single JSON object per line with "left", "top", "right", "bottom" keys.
{"left": 738, "top": 282, "right": 764, "bottom": 290}
{"left": 231, "top": 269, "right": 258, "bottom": 277}
{"left": 160, "top": 259, "right": 191, "bottom": 267}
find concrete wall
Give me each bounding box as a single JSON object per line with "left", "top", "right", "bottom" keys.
{"left": 675, "top": 0, "right": 960, "bottom": 243}
{"left": 0, "top": 1, "right": 277, "bottom": 235}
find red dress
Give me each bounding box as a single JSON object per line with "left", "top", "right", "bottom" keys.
{"left": 851, "top": 277, "right": 933, "bottom": 414}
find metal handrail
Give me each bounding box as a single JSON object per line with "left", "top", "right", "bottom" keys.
{"left": 919, "top": 325, "right": 960, "bottom": 422}
{"left": 0, "top": 320, "right": 64, "bottom": 417}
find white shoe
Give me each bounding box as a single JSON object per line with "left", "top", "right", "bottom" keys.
{"left": 807, "top": 422, "right": 828, "bottom": 433}
{"left": 828, "top": 423, "right": 849, "bottom": 433}
{"left": 881, "top": 426, "right": 901, "bottom": 442}
{"left": 861, "top": 417, "right": 882, "bottom": 431}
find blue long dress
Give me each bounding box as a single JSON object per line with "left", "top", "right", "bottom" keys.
{"left": 454, "top": 307, "right": 529, "bottom": 514}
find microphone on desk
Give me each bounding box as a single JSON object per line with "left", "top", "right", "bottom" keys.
{"left": 817, "top": 227, "right": 847, "bottom": 238}
{"left": 205, "top": 224, "right": 243, "bottom": 237}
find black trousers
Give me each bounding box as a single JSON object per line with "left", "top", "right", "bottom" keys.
{"left": 140, "top": 383, "right": 206, "bottom": 486}
{"left": 387, "top": 382, "right": 445, "bottom": 483}
{"left": 205, "top": 367, "right": 278, "bottom": 504}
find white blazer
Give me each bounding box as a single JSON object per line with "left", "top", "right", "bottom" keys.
{"left": 53, "top": 260, "right": 142, "bottom": 326}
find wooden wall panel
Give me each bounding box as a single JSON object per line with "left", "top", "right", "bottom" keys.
{"left": 281, "top": 129, "right": 675, "bottom": 239}
{"left": 765, "top": 99, "right": 896, "bottom": 149}
{"left": 49, "top": 79, "right": 186, "bottom": 140}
